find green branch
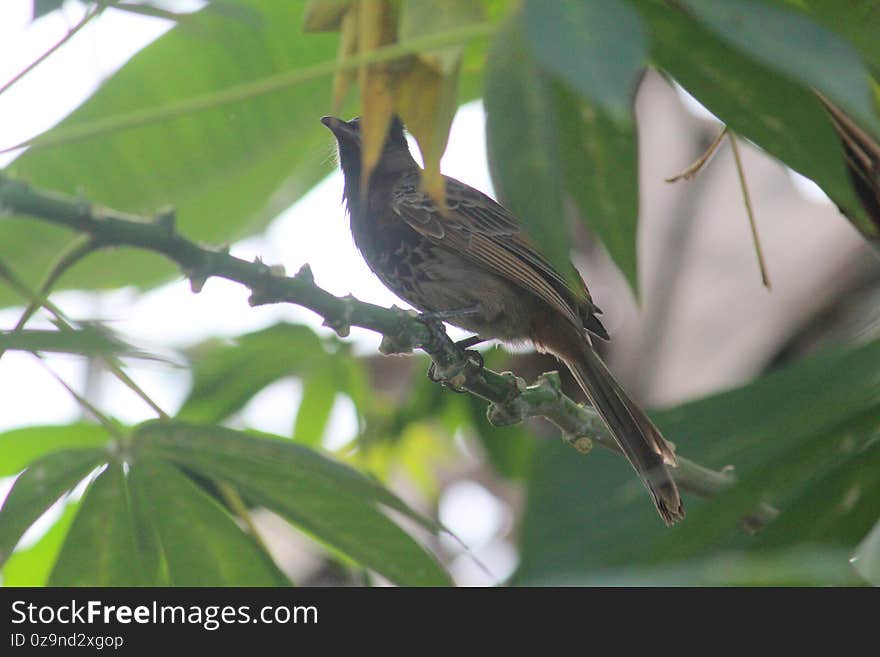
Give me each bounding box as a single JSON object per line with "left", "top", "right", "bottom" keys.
{"left": 0, "top": 174, "right": 776, "bottom": 527}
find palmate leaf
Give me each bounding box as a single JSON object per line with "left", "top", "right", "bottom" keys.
{"left": 128, "top": 458, "right": 290, "bottom": 586}
{"left": 132, "top": 420, "right": 451, "bottom": 586}
{"left": 515, "top": 337, "right": 880, "bottom": 585}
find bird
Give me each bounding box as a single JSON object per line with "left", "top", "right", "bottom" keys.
{"left": 321, "top": 114, "right": 684, "bottom": 525}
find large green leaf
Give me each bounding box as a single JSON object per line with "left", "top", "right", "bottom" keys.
{"left": 49, "top": 462, "right": 145, "bottom": 586}
{"left": 3, "top": 1, "right": 339, "bottom": 309}
{"left": 681, "top": 0, "right": 880, "bottom": 137}
{"left": 749, "top": 438, "right": 880, "bottom": 552}
{"left": 792, "top": 0, "right": 880, "bottom": 72}
{"left": 132, "top": 420, "right": 451, "bottom": 586}
{"left": 515, "top": 337, "right": 880, "bottom": 585}
{"left": 0, "top": 423, "right": 111, "bottom": 477}
{"left": 552, "top": 80, "right": 640, "bottom": 296}
{"left": 484, "top": 19, "right": 573, "bottom": 285}
{"left": 128, "top": 457, "right": 290, "bottom": 586}
{"left": 522, "top": 0, "right": 647, "bottom": 121}
{"left": 0, "top": 447, "right": 108, "bottom": 566}
{"left": 528, "top": 546, "right": 864, "bottom": 586}
{"left": 633, "top": 0, "right": 875, "bottom": 240}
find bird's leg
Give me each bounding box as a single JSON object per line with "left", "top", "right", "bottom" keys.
{"left": 455, "top": 335, "right": 487, "bottom": 351}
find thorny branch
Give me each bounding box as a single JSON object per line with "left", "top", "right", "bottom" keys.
{"left": 0, "top": 174, "right": 777, "bottom": 527}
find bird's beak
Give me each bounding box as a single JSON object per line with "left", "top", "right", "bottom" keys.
{"left": 320, "top": 116, "right": 360, "bottom": 143}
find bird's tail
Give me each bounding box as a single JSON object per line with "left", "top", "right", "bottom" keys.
{"left": 562, "top": 344, "right": 684, "bottom": 525}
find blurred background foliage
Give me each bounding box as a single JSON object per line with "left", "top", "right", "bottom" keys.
{"left": 0, "top": 0, "right": 879, "bottom": 586}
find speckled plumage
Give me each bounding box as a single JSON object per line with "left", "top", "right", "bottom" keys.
{"left": 322, "top": 115, "right": 684, "bottom": 524}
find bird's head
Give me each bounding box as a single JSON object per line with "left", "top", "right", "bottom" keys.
{"left": 321, "top": 115, "right": 417, "bottom": 183}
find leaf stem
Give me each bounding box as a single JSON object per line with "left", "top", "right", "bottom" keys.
{"left": 665, "top": 125, "right": 728, "bottom": 183}
{"left": 0, "top": 4, "right": 102, "bottom": 98}
{"left": 729, "top": 132, "right": 772, "bottom": 289}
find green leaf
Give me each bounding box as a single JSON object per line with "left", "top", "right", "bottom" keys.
{"left": 651, "top": 409, "right": 879, "bottom": 563}
{"left": 49, "top": 462, "right": 146, "bottom": 586}
{"left": 552, "top": 81, "right": 640, "bottom": 296}
{"left": 293, "top": 370, "right": 337, "bottom": 445}
{"left": 749, "top": 438, "right": 880, "bottom": 552}
{"left": 681, "top": 0, "right": 880, "bottom": 138}
{"left": 792, "top": 0, "right": 880, "bottom": 72}
{"left": 181, "top": 323, "right": 371, "bottom": 437}
{"left": 633, "top": 0, "right": 875, "bottom": 240}
{"left": 0, "top": 423, "right": 111, "bottom": 477}
{"left": 2, "top": 0, "right": 340, "bottom": 309}
{"left": 181, "top": 323, "right": 340, "bottom": 423}
{"left": 530, "top": 546, "right": 864, "bottom": 586}
{"left": 128, "top": 457, "right": 289, "bottom": 586}
{"left": 522, "top": 0, "right": 647, "bottom": 121}
{"left": 484, "top": 20, "right": 573, "bottom": 285}
{"left": 2, "top": 500, "right": 78, "bottom": 586}
{"left": 0, "top": 447, "right": 108, "bottom": 566}
{"left": 133, "top": 421, "right": 451, "bottom": 586}
{"left": 515, "top": 337, "right": 880, "bottom": 584}
{"left": 0, "top": 326, "right": 137, "bottom": 358}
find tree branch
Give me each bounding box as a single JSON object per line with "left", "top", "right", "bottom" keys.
{"left": 0, "top": 174, "right": 776, "bottom": 526}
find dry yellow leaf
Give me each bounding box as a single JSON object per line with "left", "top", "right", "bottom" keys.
{"left": 332, "top": 4, "right": 359, "bottom": 112}
{"left": 358, "top": 0, "right": 397, "bottom": 196}
{"left": 394, "top": 58, "right": 460, "bottom": 211}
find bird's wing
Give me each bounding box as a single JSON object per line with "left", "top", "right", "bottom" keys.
{"left": 390, "top": 174, "right": 588, "bottom": 328}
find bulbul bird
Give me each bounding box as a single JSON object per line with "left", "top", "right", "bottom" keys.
{"left": 322, "top": 114, "right": 684, "bottom": 525}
